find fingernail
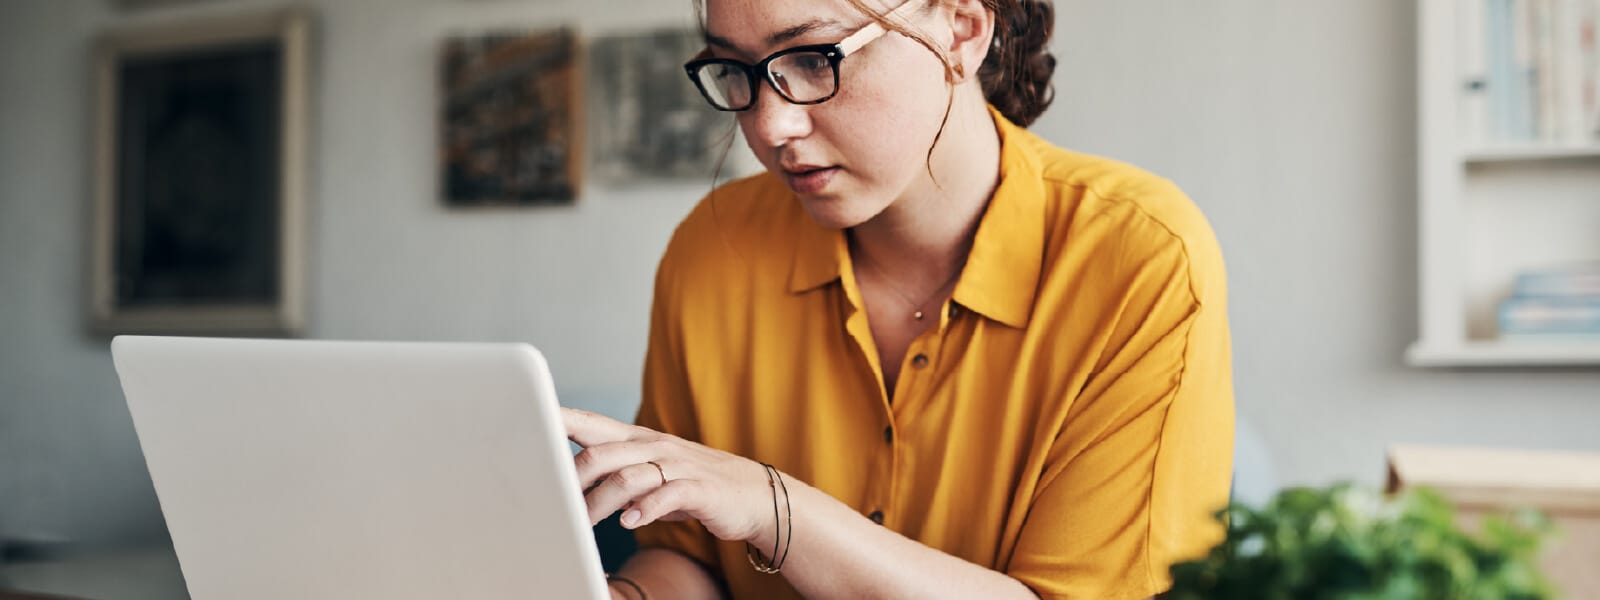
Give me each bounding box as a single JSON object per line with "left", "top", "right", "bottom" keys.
{"left": 621, "top": 509, "right": 641, "bottom": 527}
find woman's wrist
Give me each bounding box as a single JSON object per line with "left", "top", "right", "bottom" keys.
{"left": 743, "top": 462, "right": 794, "bottom": 573}
{"left": 742, "top": 464, "right": 801, "bottom": 554}
{"left": 606, "top": 574, "right": 647, "bottom": 600}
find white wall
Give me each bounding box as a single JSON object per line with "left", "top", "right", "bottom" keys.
{"left": 1043, "top": 0, "right": 1598, "bottom": 488}
{"left": 3, "top": 0, "right": 1598, "bottom": 547}
{"left": 0, "top": 0, "right": 719, "bottom": 544}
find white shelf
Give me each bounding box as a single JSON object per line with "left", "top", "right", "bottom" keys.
{"left": 1412, "top": 0, "right": 1600, "bottom": 368}
{"left": 1463, "top": 144, "right": 1600, "bottom": 163}
{"left": 1406, "top": 340, "right": 1600, "bottom": 368}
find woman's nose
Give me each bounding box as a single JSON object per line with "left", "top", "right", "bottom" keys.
{"left": 740, "top": 80, "right": 814, "bottom": 149}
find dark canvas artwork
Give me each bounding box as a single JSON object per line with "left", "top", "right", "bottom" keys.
{"left": 113, "top": 42, "right": 283, "bottom": 308}
{"left": 588, "top": 29, "right": 734, "bottom": 182}
{"left": 441, "top": 29, "right": 580, "bottom": 206}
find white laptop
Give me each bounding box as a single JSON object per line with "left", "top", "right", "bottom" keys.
{"left": 110, "top": 336, "right": 609, "bottom": 600}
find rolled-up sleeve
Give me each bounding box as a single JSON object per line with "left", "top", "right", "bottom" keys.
{"left": 1008, "top": 223, "right": 1234, "bottom": 599}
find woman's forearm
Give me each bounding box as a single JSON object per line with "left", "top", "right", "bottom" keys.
{"left": 565, "top": 408, "right": 1039, "bottom": 598}
{"left": 750, "top": 475, "right": 1038, "bottom": 600}
{"left": 613, "top": 547, "right": 724, "bottom": 600}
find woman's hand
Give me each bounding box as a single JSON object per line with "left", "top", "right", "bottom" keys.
{"left": 562, "top": 408, "right": 774, "bottom": 544}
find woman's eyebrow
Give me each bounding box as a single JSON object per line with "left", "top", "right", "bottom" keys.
{"left": 765, "top": 19, "right": 844, "bottom": 46}
{"left": 704, "top": 18, "right": 846, "bottom": 56}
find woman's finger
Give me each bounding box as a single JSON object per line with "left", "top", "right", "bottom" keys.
{"left": 573, "top": 440, "right": 672, "bottom": 489}
{"left": 584, "top": 462, "right": 667, "bottom": 525}
{"left": 561, "top": 407, "right": 644, "bottom": 447}
{"left": 620, "top": 478, "right": 699, "bottom": 530}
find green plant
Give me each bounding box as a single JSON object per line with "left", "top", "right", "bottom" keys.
{"left": 1165, "top": 484, "right": 1556, "bottom": 600}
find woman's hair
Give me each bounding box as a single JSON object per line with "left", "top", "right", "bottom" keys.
{"left": 973, "top": 0, "right": 1056, "bottom": 126}
{"left": 693, "top": 0, "right": 1057, "bottom": 195}
{"left": 693, "top": 0, "right": 1057, "bottom": 126}
{"left": 841, "top": 0, "right": 1057, "bottom": 127}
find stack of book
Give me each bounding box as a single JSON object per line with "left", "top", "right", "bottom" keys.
{"left": 1459, "top": 0, "right": 1600, "bottom": 145}
{"left": 1498, "top": 265, "right": 1600, "bottom": 338}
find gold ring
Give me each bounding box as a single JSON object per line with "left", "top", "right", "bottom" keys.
{"left": 646, "top": 460, "right": 667, "bottom": 486}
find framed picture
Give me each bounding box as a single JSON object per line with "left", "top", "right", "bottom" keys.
{"left": 90, "top": 8, "right": 311, "bottom": 335}
{"left": 440, "top": 28, "right": 582, "bottom": 207}
{"left": 588, "top": 29, "right": 742, "bottom": 183}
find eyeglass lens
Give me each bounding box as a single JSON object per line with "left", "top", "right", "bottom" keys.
{"left": 693, "top": 51, "right": 836, "bottom": 110}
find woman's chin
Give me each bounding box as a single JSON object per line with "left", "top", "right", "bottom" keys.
{"left": 796, "top": 196, "right": 880, "bottom": 230}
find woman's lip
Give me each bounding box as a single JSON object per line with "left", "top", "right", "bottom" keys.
{"left": 784, "top": 166, "right": 840, "bottom": 195}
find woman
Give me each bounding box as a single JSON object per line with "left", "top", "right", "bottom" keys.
{"left": 562, "top": 0, "right": 1234, "bottom": 597}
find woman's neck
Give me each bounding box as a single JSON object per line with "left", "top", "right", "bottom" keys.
{"left": 849, "top": 92, "right": 1002, "bottom": 290}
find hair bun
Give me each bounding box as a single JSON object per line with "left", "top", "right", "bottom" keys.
{"left": 978, "top": 0, "right": 1056, "bottom": 127}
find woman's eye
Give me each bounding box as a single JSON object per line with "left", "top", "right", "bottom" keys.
{"left": 795, "top": 55, "right": 829, "bottom": 71}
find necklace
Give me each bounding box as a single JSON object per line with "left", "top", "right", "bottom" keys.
{"left": 856, "top": 257, "right": 963, "bottom": 321}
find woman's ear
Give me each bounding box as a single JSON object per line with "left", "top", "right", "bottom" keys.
{"left": 943, "top": 0, "right": 995, "bottom": 83}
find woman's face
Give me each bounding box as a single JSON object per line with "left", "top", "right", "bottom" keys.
{"left": 703, "top": 0, "right": 954, "bottom": 229}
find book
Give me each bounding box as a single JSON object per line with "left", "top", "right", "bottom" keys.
{"left": 1534, "top": 0, "right": 1559, "bottom": 141}
{"left": 1554, "top": 0, "right": 1588, "bottom": 142}
{"left": 1586, "top": 0, "right": 1600, "bottom": 137}
{"left": 1513, "top": 0, "right": 1540, "bottom": 141}
{"left": 1488, "top": 0, "right": 1518, "bottom": 141}
{"left": 1499, "top": 296, "right": 1600, "bottom": 335}
{"left": 1469, "top": 0, "right": 1600, "bottom": 143}
{"left": 1462, "top": 0, "right": 1492, "bottom": 146}
{"left": 1513, "top": 265, "right": 1600, "bottom": 297}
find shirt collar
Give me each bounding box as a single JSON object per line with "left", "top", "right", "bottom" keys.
{"left": 787, "top": 105, "right": 1048, "bottom": 329}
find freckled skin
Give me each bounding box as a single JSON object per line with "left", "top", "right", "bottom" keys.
{"left": 706, "top": 0, "right": 958, "bottom": 229}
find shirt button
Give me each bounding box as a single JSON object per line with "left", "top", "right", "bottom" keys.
{"left": 911, "top": 354, "right": 930, "bottom": 369}
{"left": 868, "top": 510, "right": 885, "bottom": 525}
{"left": 883, "top": 426, "right": 893, "bottom": 443}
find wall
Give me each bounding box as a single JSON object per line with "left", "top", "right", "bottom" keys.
{"left": 2, "top": 0, "right": 1597, "bottom": 546}
{"left": 0, "top": 0, "right": 723, "bottom": 544}
{"left": 1042, "top": 0, "right": 1598, "bottom": 489}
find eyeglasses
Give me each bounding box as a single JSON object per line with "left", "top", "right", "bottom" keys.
{"left": 684, "top": 1, "right": 920, "bottom": 112}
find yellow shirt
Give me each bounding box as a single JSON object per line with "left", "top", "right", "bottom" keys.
{"left": 634, "top": 107, "right": 1234, "bottom": 600}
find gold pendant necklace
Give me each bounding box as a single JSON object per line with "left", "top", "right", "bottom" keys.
{"left": 857, "top": 258, "right": 963, "bottom": 321}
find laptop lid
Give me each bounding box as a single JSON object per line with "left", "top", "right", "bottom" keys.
{"left": 111, "top": 336, "right": 607, "bottom": 600}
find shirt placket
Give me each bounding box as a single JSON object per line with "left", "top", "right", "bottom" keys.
{"left": 873, "top": 300, "right": 963, "bottom": 530}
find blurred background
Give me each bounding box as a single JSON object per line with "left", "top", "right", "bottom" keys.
{"left": 2, "top": 0, "right": 1598, "bottom": 598}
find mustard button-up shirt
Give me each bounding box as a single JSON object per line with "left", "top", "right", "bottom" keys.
{"left": 635, "top": 108, "right": 1234, "bottom": 599}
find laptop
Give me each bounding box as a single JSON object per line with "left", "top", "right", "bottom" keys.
{"left": 110, "top": 336, "right": 609, "bottom": 600}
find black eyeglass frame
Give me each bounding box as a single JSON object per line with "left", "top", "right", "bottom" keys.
{"left": 684, "top": 44, "right": 849, "bottom": 112}
{"left": 681, "top": 0, "right": 919, "bottom": 112}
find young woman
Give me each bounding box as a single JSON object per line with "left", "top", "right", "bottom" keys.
{"left": 561, "top": 0, "right": 1234, "bottom": 597}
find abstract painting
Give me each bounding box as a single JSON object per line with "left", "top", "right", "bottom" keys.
{"left": 441, "top": 28, "right": 581, "bottom": 206}
{"left": 588, "top": 29, "right": 745, "bottom": 183}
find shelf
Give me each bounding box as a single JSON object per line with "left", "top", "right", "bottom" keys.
{"left": 1462, "top": 144, "right": 1600, "bottom": 163}
{"left": 1406, "top": 340, "right": 1600, "bottom": 367}
{"left": 1413, "top": 0, "right": 1600, "bottom": 371}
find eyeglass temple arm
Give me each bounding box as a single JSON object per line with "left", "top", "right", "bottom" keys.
{"left": 838, "top": 0, "right": 921, "bottom": 56}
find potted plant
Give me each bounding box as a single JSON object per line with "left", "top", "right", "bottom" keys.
{"left": 1165, "top": 484, "right": 1555, "bottom": 599}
